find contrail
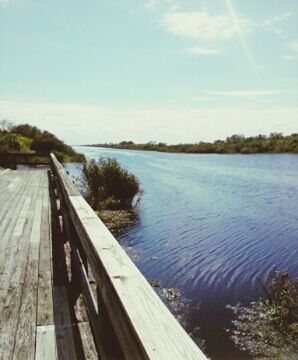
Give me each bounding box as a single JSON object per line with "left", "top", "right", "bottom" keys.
{"left": 224, "top": 0, "right": 259, "bottom": 79}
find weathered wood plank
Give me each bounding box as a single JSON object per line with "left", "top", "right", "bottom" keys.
{"left": 0, "top": 173, "right": 34, "bottom": 306}
{"left": 0, "top": 173, "right": 30, "bottom": 255}
{"left": 12, "top": 190, "right": 43, "bottom": 359}
{"left": 35, "top": 325, "right": 57, "bottom": 360}
{"left": 37, "top": 173, "right": 54, "bottom": 326}
{"left": 53, "top": 286, "right": 78, "bottom": 360}
{"left": 0, "top": 172, "right": 42, "bottom": 359}
{"left": 77, "top": 322, "right": 99, "bottom": 360}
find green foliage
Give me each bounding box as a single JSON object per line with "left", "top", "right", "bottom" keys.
{"left": 228, "top": 271, "right": 298, "bottom": 359}
{"left": 82, "top": 158, "right": 140, "bottom": 210}
{"left": 0, "top": 133, "right": 21, "bottom": 153}
{"left": 93, "top": 133, "right": 298, "bottom": 154}
{"left": 11, "top": 123, "right": 42, "bottom": 139}
{"left": 0, "top": 121, "right": 85, "bottom": 163}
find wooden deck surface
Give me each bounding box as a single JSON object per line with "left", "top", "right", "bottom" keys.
{"left": 0, "top": 168, "right": 97, "bottom": 360}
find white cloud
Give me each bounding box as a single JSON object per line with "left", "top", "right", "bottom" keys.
{"left": 289, "top": 42, "right": 298, "bottom": 52}
{"left": 205, "top": 90, "right": 281, "bottom": 98}
{"left": 283, "top": 55, "right": 298, "bottom": 60}
{"left": 161, "top": 9, "right": 253, "bottom": 40}
{"left": 193, "top": 96, "right": 216, "bottom": 101}
{"left": 262, "top": 12, "right": 292, "bottom": 33}
{"left": 145, "top": 0, "right": 160, "bottom": 9}
{"left": 187, "top": 47, "right": 223, "bottom": 55}
{"left": 284, "top": 42, "right": 298, "bottom": 60}
{"left": 145, "top": 0, "right": 175, "bottom": 10}
{"left": 1, "top": 100, "right": 297, "bottom": 144}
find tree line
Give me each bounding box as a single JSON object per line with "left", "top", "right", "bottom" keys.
{"left": 90, "top": 133, "right": 298, "bottom": 154}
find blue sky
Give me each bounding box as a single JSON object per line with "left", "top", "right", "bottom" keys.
{"left": 0, "top": 0, "right": 297, "bottom": 144}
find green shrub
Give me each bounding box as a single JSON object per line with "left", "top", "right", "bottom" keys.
{"left": 11, "top": 123, "right": 42, "bottom": 139}
{"left": 30, "top": 132, "right": 65, "bottom": 154}
{"left": 82, "top": 158, "right": 140, "bottom": 210}
{"left": 0, "top": 133, "right": 21, "bottom": 153}
{"left": 228, "top": 271, "right": 298, "bottom": 359}
{"left": 30, "top": 131, "right": 85, "bottom": 162}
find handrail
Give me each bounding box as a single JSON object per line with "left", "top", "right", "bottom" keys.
{"left": 0, "top": 152, "right": 51, "bottom": 169}
{"left": 50, "top": 153, "right": 207, "bottom": 360}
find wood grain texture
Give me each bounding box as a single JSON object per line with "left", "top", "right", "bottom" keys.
{"left": 12, "top": 192, "right": 43, "bottom": 359}
{"left": 35, "top": 325, "right": 57, "bottom": 360}
{"left": 0, "top": 171, "right": 42, "bottom": 359}
{"left": 0, "top": 167, "right": 99, "bottom": 360}
{"left": 37, "top": 176, "right": 54, "bottom": 326}
{"left": 53, "top": 286, "right": 78, "bottom": 360}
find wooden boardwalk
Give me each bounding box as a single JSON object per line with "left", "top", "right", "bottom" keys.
{"left": 0, "top": 158, "right": 207, "bottom": 360}
{"left": 0, "top": 168, "right": 97, "bottom": 360}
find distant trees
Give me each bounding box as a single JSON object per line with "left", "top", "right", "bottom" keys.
{"left": 0, "top": 119, "right": 13, "bottom": 133}
{"left": 93, "top": 133, "right": 298, "bottom": 154}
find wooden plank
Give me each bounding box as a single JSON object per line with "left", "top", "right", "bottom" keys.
{"left": 51, "top": 154, "right": 208, "bottom": 360}
{"left": 53, "top": 286, "right": 78, "bottom": 360}
{"left": 50, "top": 154, "right": 79, "bottom": 197}
{"left": 0, "top": 168, "right": 10, "bottom": 176}
{"left": 35, "top": 325, "right": 57, "bottom": 360}
{"left": 0, "top": 195, "right": 32, "bottom": 304}
{"left": 0, "top": 172, "right": 33, "bottom": 305}
{"left": 77, "top": 322, "right": 99, "bottom": 360}
{"left": 0, "top": 172, "right": 30, "bottom": 241}
{"left": 37, "top": 173, "right": 54, "bottom": 326}
{"left": 71, "top": 246, "right": 98, "bottom": 329}
{"left": 0, "top": 172, "right": 42, "bottom": 359}
{"left": 12, "top": 184, "right": 44, "bottom": 359}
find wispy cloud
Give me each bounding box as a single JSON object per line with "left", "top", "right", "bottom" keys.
{"left": 161, "top": 9, "right": 253, "bottom": 40}
{"left": 145, "top": 0, "right": 175, "bottom": 10}
{"left": 206, "top": 90, "right": 281, "bottom": 98}
{"left": 262, "top": 12, "right": 292, "bottom": 34}
{"left": 193, "top": 96, "right": 216, "bottom": 101}
{"left": 145, "top": 0, "right": 160, "bottom": 10}
{"left": 187, "top": 47, "right": 223, "bottom": 55}
{"left": 283, "top": 41, "right": 298, "bottom": 60}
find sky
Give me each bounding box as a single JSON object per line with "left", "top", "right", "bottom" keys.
{"left": 0, "top": 0, "right": 297, "bottom": 144}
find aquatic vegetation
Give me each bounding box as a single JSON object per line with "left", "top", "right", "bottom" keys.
{"left": 228, "top": 271, "right": 298, "bottom": 359}
{"left": 82, "top": 157, "right": 140, "bottom": 211}
{"left": 97, "top": 209, "right": 137, "bottom": 236}
{"left": 149, "top": 279, "right": 205, "bottom": 350}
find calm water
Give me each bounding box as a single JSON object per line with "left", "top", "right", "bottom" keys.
{"left": 67, "top": 147, "right": 298, "bottom": 359}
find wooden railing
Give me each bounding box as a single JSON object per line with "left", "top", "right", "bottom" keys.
{"left": 0, "top": 152, "right": 51, "bottom": 169}
{"left": 50, "top": 153, "right": 207, "bottom": 360}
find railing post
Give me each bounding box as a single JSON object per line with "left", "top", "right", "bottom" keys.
{"left": 95, "top": 285, "right": 125, "bottom": 360}
{"left": 12, "top": 154, "right": 17, "bottom": 170}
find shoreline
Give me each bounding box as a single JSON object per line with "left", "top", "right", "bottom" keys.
{"left": 78, "top": 144, "right": 298, "bottom": 155}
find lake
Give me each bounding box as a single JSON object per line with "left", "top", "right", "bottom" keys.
{"left": 66, "top": 147, "right": 298, "bottom": 359}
